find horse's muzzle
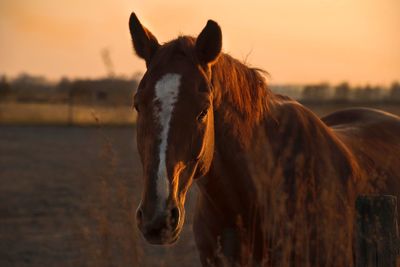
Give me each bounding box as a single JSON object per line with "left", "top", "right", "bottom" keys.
{"left": 136, "top": 205, "right": 182, "bottom": 244}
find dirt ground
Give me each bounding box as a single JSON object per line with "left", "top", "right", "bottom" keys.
{"left": 0, "top": 104, "right": 399, "bottom": 267}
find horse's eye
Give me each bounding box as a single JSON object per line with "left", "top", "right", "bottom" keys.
{"left": 197, "top": 109, "right": 208, "bottom": 122}
{"left": 134, "top": 103, "right": 140, "bottom": 112}
{"left": 133, "top": 96, "right": 140, "bottom": 112}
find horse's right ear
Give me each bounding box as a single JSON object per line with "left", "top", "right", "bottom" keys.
{"left": 129, "top": 13, "right": 160, "bottom": 67}
{"left": 195, "top": 20, "right": 222, "bottom": 66}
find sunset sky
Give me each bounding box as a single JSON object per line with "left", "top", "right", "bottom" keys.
{"left": 0, "top": 0, "right": 399, "bottom": 86}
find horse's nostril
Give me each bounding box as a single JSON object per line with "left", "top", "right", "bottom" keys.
{"left": 169, "top": 207, "right": 180, "bottom": 228}
{"left": 136, "top": 208, "right": 143, "bottom": 225}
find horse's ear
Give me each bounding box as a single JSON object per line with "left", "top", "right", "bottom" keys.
{"left": 195, "top": 20, "right": 222, "bottom": 66}
{"left": 129, "top": 12, "right": 160, "bottom": 67}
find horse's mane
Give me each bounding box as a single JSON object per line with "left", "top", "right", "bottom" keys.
{"left": 211, "top": 53, "right": 272, "bottom": 122}
{"left": 211, "top": 53, "right": 275, "bottom": 146}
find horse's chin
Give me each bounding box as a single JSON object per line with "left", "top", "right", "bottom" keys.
{"left": 144, "top": 228, "right": 182, "bottom": 245}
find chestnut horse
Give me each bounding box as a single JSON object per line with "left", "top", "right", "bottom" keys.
{"left": 129, "top": 13, "right": 400, "bottom": 266}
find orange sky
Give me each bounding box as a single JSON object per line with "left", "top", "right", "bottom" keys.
{"left": 0, "top": 0, "right": 399, "bottom": 86}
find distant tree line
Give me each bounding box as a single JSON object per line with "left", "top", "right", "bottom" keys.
{"left": 1, "top": 73, "right": 400, "bottom": 104}
{"left": 301, "top": 82, "right": 400, "bottom": 103}
{"left": 0, "top": 73, "right": 139, "bottom": 106}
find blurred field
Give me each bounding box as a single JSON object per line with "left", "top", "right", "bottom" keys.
{"left": 0, "top": 103, "right": 399, "bottom": 267}
{"left": 0, "top": 103, "right": 136, "bottom": 126}
{"left": 0, "top": 126, "right": 199, "bottom": 267}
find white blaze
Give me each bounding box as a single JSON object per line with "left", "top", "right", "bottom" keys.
{"left": 154, "top": 73, "right": 181, "bottom": 205}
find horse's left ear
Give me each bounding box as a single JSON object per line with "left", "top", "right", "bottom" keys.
{"left": 195, "top": 20, "right": 222, "bottom": 66}
{"left": 129, "top": 12, "right": 160, "bottom": 67}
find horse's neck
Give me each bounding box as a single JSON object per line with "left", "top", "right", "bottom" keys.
{"left": 195, "top": 107, "right": 271, "bottom": 221}
{"left": 198, "top": 98, "right": 360, "bottom": 220}
{"left": 196, "top": 57, "right": 275, "bottom": 217}
{"left": 198, "top": 56, "right": 360, "bottom": 222}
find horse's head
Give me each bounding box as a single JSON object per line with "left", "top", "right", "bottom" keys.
{"left": 129, "top": 13, "right": 221, "bottom": 244}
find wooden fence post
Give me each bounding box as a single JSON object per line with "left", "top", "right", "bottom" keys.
{"left": 355, "top": 195, "right": 399, "bottom": 267}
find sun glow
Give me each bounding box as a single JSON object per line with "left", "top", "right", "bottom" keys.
{"left": 0, "top": 0, "right": 399, "bottom": 85}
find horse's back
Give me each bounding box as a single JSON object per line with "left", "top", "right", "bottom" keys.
{"left": 322, "top": 107, "right": 400, "bottom": 127}
{"left": 322, "top": 107, "right": 400, "bottom": 153}
{"left": 322, "top": 108, "right": 400, "bottom": 196}
{"left": 322, "top": 107, "right": 400, "bottom": 140}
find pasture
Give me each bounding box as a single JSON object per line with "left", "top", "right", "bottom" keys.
{"left": 0, "top": 104, "right": 399, "bottom": 267}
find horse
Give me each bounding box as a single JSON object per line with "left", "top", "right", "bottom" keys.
{"left": 128, "top": 12, "right": 400, "bottom": 266}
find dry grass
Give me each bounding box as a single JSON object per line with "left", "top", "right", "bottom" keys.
{"left": 203, "top": 137, "right": 358, "bottom": 266}
{"left": 83, "top": 125, "right": 200, "bottom": 267}
{"left": 83, "top": 134, "right": 140, "bottom": 267}
{"left": 251, "top": 155, "right": 356, "bottom": 266}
